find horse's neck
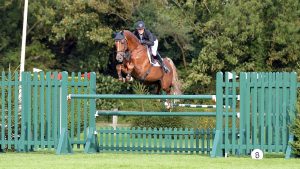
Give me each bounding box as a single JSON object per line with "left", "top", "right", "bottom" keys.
{"left": 123, "top": 31, "right": 151, "bottom": 69}
{"left": 124, "top": 31, "right": 140, "bottom": 52}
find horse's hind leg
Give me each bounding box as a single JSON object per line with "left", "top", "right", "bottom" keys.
{"left": 160, "top": 80, "right": 172, "bottom": 109}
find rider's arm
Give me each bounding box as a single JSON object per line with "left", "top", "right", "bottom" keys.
{"left": 142, "top": 30, "right": 154, "bottom": 46}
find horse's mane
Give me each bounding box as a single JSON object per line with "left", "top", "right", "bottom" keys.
{"left": 123, "top": 30, "right": 140, "bottom": 44}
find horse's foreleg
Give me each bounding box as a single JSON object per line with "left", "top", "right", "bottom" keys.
{"left": 116, "top": 64, "right": 124, "bottom": 81}
{"left": 156, "top": 82, "right": 161, "bottom": 94}
{"left": 125, "top": 62, "right": 134, "bottom": 81}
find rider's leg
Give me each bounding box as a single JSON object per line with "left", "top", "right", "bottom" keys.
{"left": 148, "top": 48, "right": 155, "bottom": 64}
{"left": 151, "top": 40, "right": 170, "bottom": 73}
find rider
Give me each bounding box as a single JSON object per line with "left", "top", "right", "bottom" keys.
{"left": 133, "top": 21, "right": 170, "bottom": 73}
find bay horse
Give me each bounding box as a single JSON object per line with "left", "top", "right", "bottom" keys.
{"left": 114, "top": 30, "right": 181, "bottom": 97}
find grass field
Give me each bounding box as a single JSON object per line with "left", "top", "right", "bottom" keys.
{"left": 0, "top": 151, "right": 299, "bottom": 169}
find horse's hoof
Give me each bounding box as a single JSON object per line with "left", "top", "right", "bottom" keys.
{"left": 126, "top": 76, "right": 133, "bottom": 82}
{"left": 164, "top": 101, "right": 171, "bottom": 110}
{"left": 119, "top": 77, "right": 126, "bottom": 82}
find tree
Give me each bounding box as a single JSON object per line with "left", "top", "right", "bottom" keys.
{"left": 184, "top": 0, "right": 300, "bottom": 93}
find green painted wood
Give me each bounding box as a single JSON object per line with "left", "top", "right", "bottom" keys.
{"left": 275, "top": 73, "right": 280, "bottom": 152}
{"left": 111, "top": 127, "right": 115, "bottom": 151}
{"left": 0, "top": 71, "right": 298, "bottom": 157}
{"left": 207, "top": 129, "right": 211, "bottom": 154}
{"left": 99, "top": 128, "right": 103, "bottom": 152}
{"left": 168, "top": 128, "right": 172, "bottom": 153}
{"left": 231, "top": 72, "right": 237, "bottom": 155}
{"left": 7, "top": 72, "right": 12, "bottom": 149}
{"left": 282, "top": 73, "right": 288, "bottom": 151}
{"left": 1, "top": 72, "right": 5, "bottom": 150}
{"left": 268, "top": 72, "right": 273, "bottom": 151}
{"left": 224, "top": 72, "right": 229, "bottom": 154}
{"left": 21, "top": 72, "right": 28, "bottom": 151}
{"left": 184, "top": 128, "right": 188, "bottom": 153}
{"left": 46, "top": 72, "right": 52, "bottom": 150}
{"left": 26, "top": 73, "right": 32, "bottom": 150}
{"left": 137, "top": 127, "right": 141, "bottom": 152}
{"left": 173, "top": 128, "right": 178, "bottom": 153}
{"left": 258, "top": 73, "right": 265, "bottom": 150}
{"left": 71, "top": 94, "right": 215, "bottom": 100}
{"left": 215, "top": 72, "right": 223, "bottom": 157}
{"left": 120, "top": 127, "right": 125, "bottom": 152}
{"left": 56, "top": 128, "right": 73, "bottom": 154}
{"left": 40, "top": 72, "right": 45, "bottom": 149}
{"left": 97, "top": 127, "right": 215, "bottom": 154}
{"left": 142, "top": 127, "right": 146, "bottom": 152}
{"left": 13, "top": 72, "right": 19, "bottom": 151}
{"left": 33, "top": 73, "right": 38, "bottom": 149}
{"left": 159, "top": 128, "right": 163, "bottom": 153}
{"left": 84, "top": 127, "right": 99, "bottom": 153}
{"left": 76, "top": 72, "right": 82, "bottom": 148}
{"left": 51, "top": 72, "right": 58, "bottom": 149}
{"left": 239, "top": 72, "right": 246, "bottom": 155}
{"left": 200, "top": 129, "right": 204, "bottom": 154}
{"left": 153, "top": 128, "right": 158, "bottom": 153}
{"left": 70, "top": 72, "right": 75, "bottom": 145}
{"left": 60, "top": 72, "right": 69, "bottom": 150}
{"left": 285, "top": 134, "right": 294, "bottom": 159}
{"left": 252, "top": 73, "right": 258, "bottom": 149}
{"left": 211, "top": 130, "right": 221, "bottom": 157}
{"left": 96, "top": 111, "right": 231, "bottom": 116}
{"left": 245, "top": 73, "right": 251, "bottom": 154}
{"left": 132, "top": 127, "right": 136, "bottom": 152}
{"left": 89, "top": 72, "right": 96, "bottom": 138}
{"left": 83, "top": 74, "right": 88, "bottom": 140}
{"left": 195, "top": 129, "right": 199, "bottom": 154}
{"left": 116, "top": 127, "right": 119, "bottom": 151}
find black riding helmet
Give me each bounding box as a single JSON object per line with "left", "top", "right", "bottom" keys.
{"left": 135, "top": 21, "right": 145, "bottom": 30}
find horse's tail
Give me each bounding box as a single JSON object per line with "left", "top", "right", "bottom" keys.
{"left": 166, "top": 57, "right": 182, "bottom": 95}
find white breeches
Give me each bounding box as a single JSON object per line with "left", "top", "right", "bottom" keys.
{"left": 151, "top": 40, "right": 158, "bottom": 56}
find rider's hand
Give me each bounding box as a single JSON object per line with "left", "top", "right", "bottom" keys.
{"left": 140, "top": 40, "right": 146, "bottom": 45}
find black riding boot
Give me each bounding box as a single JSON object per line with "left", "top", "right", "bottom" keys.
{"left": 156, "top": 53, "right": 170, "bottom": 73}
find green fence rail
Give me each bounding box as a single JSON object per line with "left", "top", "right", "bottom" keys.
{"left": 0, "top": 71, "right": 96, "bottom": 154}
{"left": 98, "top": 127, "right": 215, "bottom": 154}
{"left": 0, "top": 71, "right": 298, "bottom": 158}
{"left": 212, "top": 72, "right": 297, "bottom": 159}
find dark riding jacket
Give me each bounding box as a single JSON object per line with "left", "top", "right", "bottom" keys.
{"left": 133, "top": 29, "right": 157, "bottom": 46}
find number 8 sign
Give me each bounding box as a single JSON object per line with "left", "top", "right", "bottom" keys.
{"left": 251, "top": 149, "right": 263, "bottom": 160}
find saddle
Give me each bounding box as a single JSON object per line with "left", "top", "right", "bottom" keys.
{"left": 146, "top": 48, "right": 160, "bottom": 66}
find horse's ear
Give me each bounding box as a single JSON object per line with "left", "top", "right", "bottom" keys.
{"left": 112, "top": 32, "right": 117, "bottom": 38}
{"left": 121, "top": 30, "right": 124, "bottom": 35}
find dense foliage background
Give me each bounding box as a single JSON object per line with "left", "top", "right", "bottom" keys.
{"left": 1, "top": 0, "right": 299, "bottom": 93}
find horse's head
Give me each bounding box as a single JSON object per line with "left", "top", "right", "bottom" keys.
{"left": 114, "top": 31, "right": 128, "bottom": 63}
{"left": 114, "top": 30, "right": 142, "bottom": 63}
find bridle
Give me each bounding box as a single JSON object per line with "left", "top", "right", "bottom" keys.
{"left": 115, "top": 38, "right": 128, "bottom": 62}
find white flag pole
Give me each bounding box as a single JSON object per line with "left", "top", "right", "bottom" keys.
{"left": 19, "top": 0, "right": 29, "bottom": 111}
{"left": 20, "top": 0, "right": 29, "bottom": 76}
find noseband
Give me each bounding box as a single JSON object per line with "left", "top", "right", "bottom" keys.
{"left": 115, "top": 38, "right": 129, "bottom": 62}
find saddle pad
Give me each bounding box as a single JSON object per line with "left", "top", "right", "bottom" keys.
{"left": 147, "top": 48, "right": 160, "bottom": 67}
